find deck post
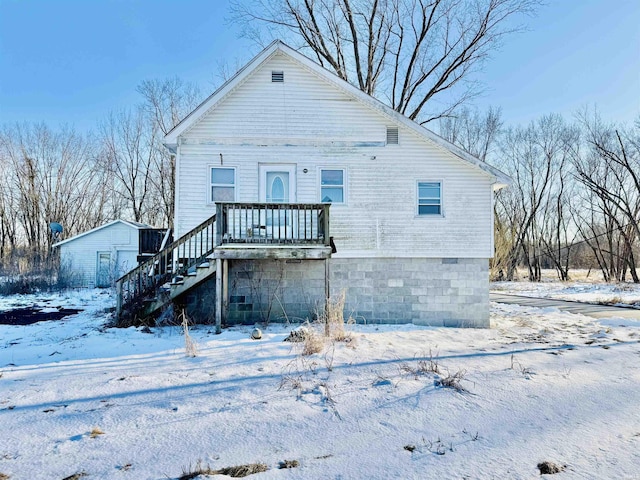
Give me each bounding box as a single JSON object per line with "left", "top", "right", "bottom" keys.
{"left": 323, "top": 204, "right": 331, "bottom": 246}
{"left": 222, "top": 259, "right": 229, "bottom": 326}
{"left": 324, "top": 258, "right": 330, "bottom": 335}
{"left": 116, "top": 280, "right": 123, "bottom": 321}
{"left": 215, "top": 258, "right": 222, "bottom": 334}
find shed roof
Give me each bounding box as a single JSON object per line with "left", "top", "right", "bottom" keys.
{"left": 52, "top": 219, "right": 156, "bottom": 248}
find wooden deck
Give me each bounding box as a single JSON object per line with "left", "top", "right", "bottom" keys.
{"left": 115, "top": 202, "right": 331, "bottom": 327}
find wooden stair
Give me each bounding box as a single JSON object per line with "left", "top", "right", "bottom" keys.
{"left": 139, "top": 261, "right": 218, "bottom": 318}
{"left": 115, "top": 213, "right": 217, "bottom": 325}
{"left": 115, "top": 202, "right": 332, "bottom": 328}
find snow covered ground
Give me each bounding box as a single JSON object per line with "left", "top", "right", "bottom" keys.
{"left": 492, "top": 270, "right": 640, "bottom": 308}
{"left": 1, "top": 286, "right": 639, "bottom": 479}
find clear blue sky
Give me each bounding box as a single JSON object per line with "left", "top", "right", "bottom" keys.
{"left": 0, "top": 0, "right": 638, "bottom": 131}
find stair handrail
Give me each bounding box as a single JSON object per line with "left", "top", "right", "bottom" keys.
{"left": 116, "top": 213, "right": 217, "bottom": 320}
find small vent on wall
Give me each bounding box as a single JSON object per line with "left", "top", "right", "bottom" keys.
{"left": 386, "top": 126, "right": 399, "bottom": 145}
{"left": 271, "top": 71, "right": 284, "bottom": 83}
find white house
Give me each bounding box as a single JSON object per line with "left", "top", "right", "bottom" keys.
{"left": 54, "top": 220, "right": 161, "bottom": 288}
{"left": 118, "top": 40, "right": 510, "bottom": 327}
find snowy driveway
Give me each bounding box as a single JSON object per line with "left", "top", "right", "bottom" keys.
{"left": 490, "top": 292, "right": 640, "bottom": 319}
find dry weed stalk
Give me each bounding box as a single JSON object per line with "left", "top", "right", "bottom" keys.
{"left": 180, "top": 460, "right": 268, "bottom": 479}
{"left": 180, "top": 309, "right": 198, "bottom": 357}
{"left": 323, "top": 291, "right": 348, "bottom": 340}
{"left": 434, "top": 370, "right": 468, "bottom": 393}
{"left": 400, "top": 349, "right": 441, "bottom": 378}
{"left": 302, "top": 328, "right": 324, "bottom": 356}
{"left": 62, "top": 473, "right": 88, "bottom": 480}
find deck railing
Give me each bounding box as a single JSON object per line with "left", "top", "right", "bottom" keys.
{"left": 216, "top": 202, "right": 330, "bottom": 246}
{"left": 116, "top": 202, "right": 331, "bottom": 321}
{"left": 116, "top": 213, "right": 217, "bottom": 319}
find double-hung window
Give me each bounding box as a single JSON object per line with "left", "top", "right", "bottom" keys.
{"left": 210, "top": 167, "right": 235, "bottom": 203}
{"left": 417, "top": 181, "right": 442, "bottom": 215}
{"left": 320, "top": 169, "right": 345, "bottom": 204}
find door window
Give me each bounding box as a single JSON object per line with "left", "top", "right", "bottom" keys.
{"left": 266, "top": 172, "right": 289, "bottom": 203}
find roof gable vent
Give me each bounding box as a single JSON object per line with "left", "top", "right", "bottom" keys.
{"left": 386, "top": 126, "right": 399, "bottom": 145}
{"left": 271, "top": 71, "right": 284, "bottom": 83}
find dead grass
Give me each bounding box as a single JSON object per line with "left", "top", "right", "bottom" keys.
{"left": 434, "top": 370, "right": 468, "bottom": 393}
{"left": 0, "top": 473, "right": 10, "bottom": 480}
{"left": 62, "top": 472, "right": 88, "bottom": 480}
{"left": 400, "top": 350, "right": 441, "bottom": 378}
{"left": 89, "top": 427, "right": 105, "bottom": 439}
{"left": 179, "top": 460, "right": 268, "bottom": 479}
{"left": 283, "top": 324, "right": 325, "bottom": 355}
{"left": 302, "top": 328, "right": 324, "bottom": 356}
{"left": 279, "top": 374, "right": 303, "bottom": 397}
{"left": 323, "top": 291, "right": 348, "bottom": 340}
{"left": 510, "top": 354, "right": 535, "bottom": 378}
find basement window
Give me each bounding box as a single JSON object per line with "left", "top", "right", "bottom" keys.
{"left": 271, "top": 71, "right": 284, "bottom": 83}
{"left": 386, "top": 126, "right": 399, "bottom": 145}
{"left": 210, "top": 167, "right": 236, "bottom": 203}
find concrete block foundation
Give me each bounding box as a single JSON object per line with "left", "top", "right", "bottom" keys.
{"left": 181, "top": 257, "right": 489, "bottom": 328}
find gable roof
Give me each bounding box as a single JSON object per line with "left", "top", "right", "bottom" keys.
{"left": 164, "top": 40, "right": 510, "bottom": 189}
{"left": 52, "top": 219, "right": 155, "bottom": 248}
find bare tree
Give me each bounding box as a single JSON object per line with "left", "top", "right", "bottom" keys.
{"left": 439, "top": 106, "right": 503, "bottom": 161}
{"left": 231, "top": 0, "right": 541, "bottom": 123}
{"left": 99, "top": 108, "right": 156, "bottom": 224}
{"left": 0, "top": 149, "right": 19, "bottom": 261}
{"left": 536, "top": 122, "right": 579, "bottom": 281}
{"left": 136, "top": 78, "right": 203, "bottom": 228}
{"left": 493, "top": 114, "right": 573, "bottom": 281}
{"left": 571, "top": 112, "right": 640, "bottom": 282}
{"left": 0, "top": 123, "right": 107, "bottom": 268}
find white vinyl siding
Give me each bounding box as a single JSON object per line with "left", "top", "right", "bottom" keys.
{"left": 210, "top": 167, "right": 236, "bottom": 203}
{"left": 417, "top": 181, "right": 442, "bottom": 215}
{"left": 175, "top": 54, "right": 496, "bottom": 258}
{"left": 320, "top": 168, "right": 345, "bottom": 204}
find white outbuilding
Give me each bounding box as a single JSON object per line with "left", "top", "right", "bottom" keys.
{"left": 53, "top": 219, "right": 162, "bottom": 288}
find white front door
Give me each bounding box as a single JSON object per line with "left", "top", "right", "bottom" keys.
{"left": 259, "top": 164, "right": 296, "bottom": 239}
{"left": 259, "top": 164, "right": 296, "bottom": 203}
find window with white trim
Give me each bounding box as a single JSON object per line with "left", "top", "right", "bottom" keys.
{"left": 210, "top": 167, "right": 235, "bottom": 202}
{"left": 417, "top": 181, "right": 441, "bottom": 215}
{"left": 320, "top": 169, "right": 345, "bottom": 204}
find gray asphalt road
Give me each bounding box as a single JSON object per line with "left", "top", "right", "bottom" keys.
{"left": 490, "top": 292, "right": 640, "bottom": 320}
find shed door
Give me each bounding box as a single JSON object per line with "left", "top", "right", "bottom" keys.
{"left": 96, "top": 251, "right": 111, "bottom": 288}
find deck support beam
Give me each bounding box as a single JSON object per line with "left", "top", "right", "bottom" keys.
{"left": 324, "top": 258, "right": 330, "bottom": 335}
{"left": 222, "top": 259, "right": 229, "bottom": 326}
{"left": 215, "top": 258, "right": 222, "bottom": 334}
